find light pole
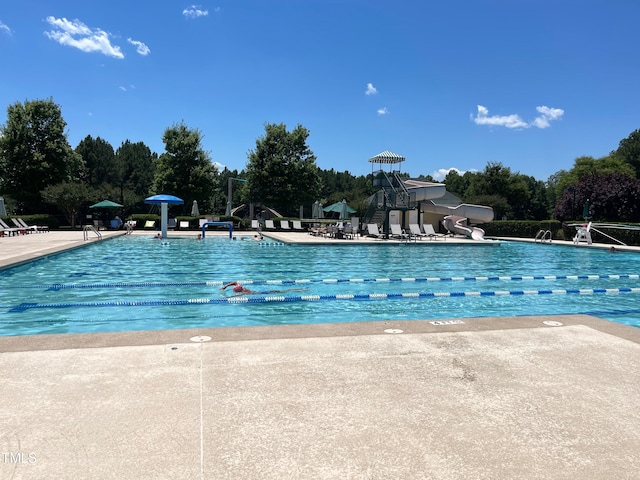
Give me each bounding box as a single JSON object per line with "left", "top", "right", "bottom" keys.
{"left": 225, "top": 177, "right": 247, "bottom": 217}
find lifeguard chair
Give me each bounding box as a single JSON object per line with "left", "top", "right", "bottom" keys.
{"left": 573, "top": 222, "right": 592, "bottom": 245}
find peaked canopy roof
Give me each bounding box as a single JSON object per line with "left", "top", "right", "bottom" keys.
{"left": 90, "top": 199, "right": 123, "bottom": 208}
{"left": 368, "top": 150, "right": 406, "bottom": 164}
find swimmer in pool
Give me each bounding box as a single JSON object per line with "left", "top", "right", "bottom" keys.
{"left": 219, "top": 281, "right": 307, "bottom": 297}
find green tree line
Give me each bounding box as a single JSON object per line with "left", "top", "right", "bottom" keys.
{"left": 1, "top": 98, "right": 639, "bottom": 226}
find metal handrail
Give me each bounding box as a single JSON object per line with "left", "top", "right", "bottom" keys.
{"left": 83, "top": 225, "right": 102, "bottom": 241}
{"left": 534, "top": 229, "right": 552, "bottom": 243}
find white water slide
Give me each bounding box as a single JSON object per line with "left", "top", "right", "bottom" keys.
{"left": 406, "top": 183, "right": 493, "bottom": 239}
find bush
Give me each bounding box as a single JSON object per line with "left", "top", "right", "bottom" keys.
{"left": 483, "top": 220, "right": 563, "bottom": 239}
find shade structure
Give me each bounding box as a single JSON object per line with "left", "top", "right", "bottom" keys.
{"left": 368, "top": 150, "right": 406, "bottom": 165}
{"left": 90, "top": 200, "right": 123, "bottom": 208}
{"left": 144, "top": 194, "right": 184, "bottom": 239}
{"left": 323, "top": 200, "right": 356, "bottom": 220}
{"left": 191, "top": 200, "right": 200, "bottom": 217}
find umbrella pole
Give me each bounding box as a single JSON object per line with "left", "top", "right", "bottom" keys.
{"left": 161, "top": 203, "right": 168, "bottom": 239}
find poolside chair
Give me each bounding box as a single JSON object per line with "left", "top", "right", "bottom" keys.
{"left": 17, "top": 218, "right": 48, "bottom": 233}
{"left": 390, "top": 224, "right": 409, "bottom": 240}
{"left": 1, "top": 219, "right": 24, "bottom": 235}
{"left": 251, "top": 219, "right": 260, "bottom": 230}
{"left": 280, "top": 220, "right": 291, "bottom": 230}
{"left": 11, "top": 218, "right": 36, "bottom": 233}
{"left": 292, "top": 220, "right": 304, "bottom": 231}
{"left": 423, "top": 223, "right": 446, "bottom": 241}
{"left": 409, "top": 223, "right": 426, "bottom": 240}
{"left": 350, "top": 217, "right": 360, "bottom": 238}
{"left": 167, "top": 218, "right": 177, "bottom": 230}
{"left": 265, "top": 220, "right": 276, "bottom": 230}
{"left": 179, "top": 220, "right": 190, "bottom": 229}
{"left": 367, "top": 224, "right": 383, "bottom": 238}
{"left": 144, "top": 220, "right": 156, "bottom": 230}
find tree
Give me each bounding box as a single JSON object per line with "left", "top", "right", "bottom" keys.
{"left": 41, "top": 181, "right": 95, "bottom": 228}
{"left": 152, "top": 122, "right": 217, "bottom": 213}
{"left": 0, "top": 98, "right": 83, "bottom": 212}
{"left": 114, "top": 140, "right": 157, "bottom": 205}
{"left": 554, "top": 173, "right": 640, "bottom": 222}
{"left": 614, "top": 129, "right": 640, "bottom": 178}
{"left": 76, "top": 135, "right": 116, "bottom": 187}
{"left": 246, "top": 123, "right": 320, "bottom": 216}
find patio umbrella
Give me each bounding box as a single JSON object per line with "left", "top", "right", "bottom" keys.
{"left": 90, "top": 200, "right": 123, "bottom": 209}
{"left": 583, "top": 199, "right": 590, "bottom": 220}
{"left": 323, "top": 200, "right": 356, "bottom": 219}
{"left": 312, "top": 201, "right": 326, "bottom": 219}
{"left": 144, "top": 194, "right": 184, "bottom": 239}
{"left": 191, "top": 200, "right": 200, "bottom": 217}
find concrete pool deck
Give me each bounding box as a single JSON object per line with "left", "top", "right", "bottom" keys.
{"left": 1, "top": 231, "right": 639, "bottom": 479}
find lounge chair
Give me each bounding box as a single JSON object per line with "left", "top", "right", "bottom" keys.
{"left": 265, "top": 220, "right": 276, "bottom": 230}
{"left": 167, "top": 218, "right": 177, "bottom": 230}
{"left": 251, "top": 220, "right": 260, "bottom": 230}
{"left": 409, "top": 223, "right": 426, "bottom": 240}
{"left": 390, "top": 224, "right": 409, "bottom": 240}
{"left": 292, "top": 220, "right": 304, "bottom": 231}
{"left": 17, "top": 218, "right": 48, "bottom": 232}
{"left": 350, "top": 217, "right": 360, "bottom": 238}
{"left": 280, "top": 220, "right": 291, "bottom": 230}
{"left": 0, "top": 219, "right": 21, "bottom": 236}
{"left": 12, "top": 218, "right": 36, "bottom": 233}
{"left": 179, "top": 220, "right": 190, "bottom": 229}
{"left": 144, "top": 220, "right": 156, "bottom": 229}
{"left": 423, "top": 223, "right": 446, "bottom": 240}
{"left": 367, "top": 224, "right": 383, "bottom": 238}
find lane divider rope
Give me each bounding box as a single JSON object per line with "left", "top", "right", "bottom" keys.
{"left": 7, "top": 273, "right": 640, "bottom": 291}
{"left": 3, "top": 286, "right": 640, "bottom": 312}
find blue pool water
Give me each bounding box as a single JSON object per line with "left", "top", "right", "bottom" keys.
{"left": 1, "top": 236, "right": 639, "bottom": 336}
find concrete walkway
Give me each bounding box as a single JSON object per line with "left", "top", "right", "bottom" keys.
{"left": 0, "top": 231, "right": 639, "bottom": 479}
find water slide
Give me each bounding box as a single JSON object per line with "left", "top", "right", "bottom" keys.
{"left": 443, "top": 215, "right": 486, "bottom": 240}
{"left": 406, "top": 184, "right": 494, "bottom": 224}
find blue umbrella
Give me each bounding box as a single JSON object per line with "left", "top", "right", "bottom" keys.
{"left": 145, "top": 194, "right": 184, "bottom": 239}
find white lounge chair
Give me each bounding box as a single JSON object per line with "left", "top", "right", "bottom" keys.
{"left": 292, "top": 220, "right": 304, "bottom": 230}
{"left": 367, "top": 224, "right": 383, "bottom": 238}
{"left": 18, "top": 218, "right": 48, "bottom": 233}
{"left": 265, "top": 220, "right": 276, "bottom": 230}
{"left": 409, "top": 224, "right": 425, "bottom": 240}
{"left": 179, "top": 220, "right": 190, "bottom": 229}
{"left": 390, "top": 224, "right": 409, "bottom": 240}
{"left": 423, "top": 224, "right": 446, "bottom": 240}
{"left": 251, "top": 219, "right": 260, "bottom": 230}
{"left": 280, "top": 220, "right": 291, "bottom": 230}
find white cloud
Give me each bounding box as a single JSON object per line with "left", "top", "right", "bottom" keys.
{"left": 365, "top": 83, "right": 377, "bottom": 95}
{"left": 44, "top": 16, "right": 124, "bottom": 59}
{"left": 377, "top": 107, "right": 389, "bottom": 116}
{"left": 119, "top": 86, "right": 127, "bottom": 92}
{"left": 532, "top": 105, "right": 564, "bottom": 129}
{"left": 127, "top": 38, "right": 150, "bottom": 56}
{"left": 431, "top": 167, "right": 478, "bottom": 182}
{"left": 183, "top": 5, "right": 209, "bottom": 18}
{"left": 0, "top": 21, "right": 12, "bottom": 35}
{"left": 472, "top": 104, "right": 564, "bottom": 129}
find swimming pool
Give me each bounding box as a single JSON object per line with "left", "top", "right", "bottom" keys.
{"left": 1, "top": 236, "right": 639, "bottom": 336}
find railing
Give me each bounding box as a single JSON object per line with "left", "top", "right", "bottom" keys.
{"left": 534, "top": 229, "right": 552, "bottom": 243}
{"left": 83, "top": 225, "right": 102, "bottom": 241}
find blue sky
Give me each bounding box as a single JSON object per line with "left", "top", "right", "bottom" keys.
{"left": 1, "top": 1, "right": 638, "bottom": 182}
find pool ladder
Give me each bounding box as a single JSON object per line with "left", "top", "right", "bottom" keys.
{"left": 83, "top": 225, "right": 103, "bottom": 241}
{"left": 534, "top": 229, "right": 552, "bottom": 243}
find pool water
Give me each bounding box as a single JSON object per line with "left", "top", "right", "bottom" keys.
{"left": 1, "top": 236, "right": 639, "bottom": 336}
